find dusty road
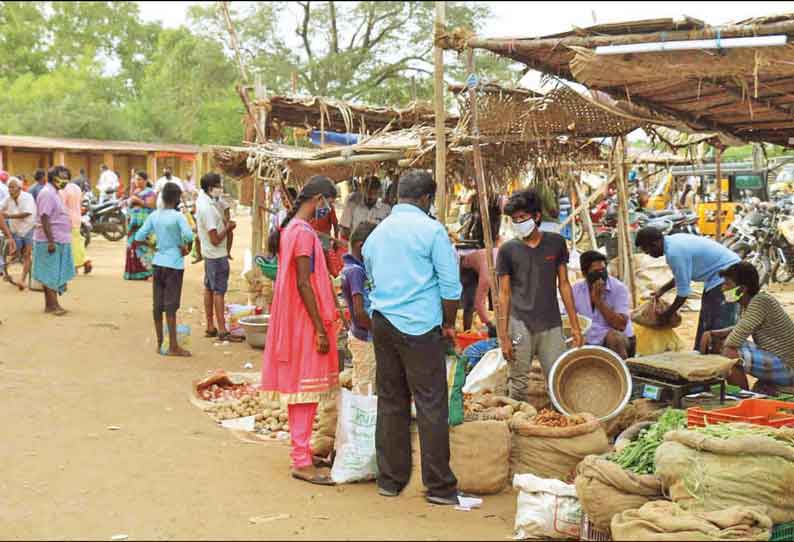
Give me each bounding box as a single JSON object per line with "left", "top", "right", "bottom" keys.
{"left": 0, "top": 215, "right": 516, "bottom": 540}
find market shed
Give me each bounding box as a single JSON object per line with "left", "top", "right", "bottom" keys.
{"left": 0, "top": 134, "right": 206, "bottom": 190}
{"left": 444, "top": 14, "right": 794, "bottom": 146}
{"left": 243, "top": 93, "right": 458, "bottom": 142}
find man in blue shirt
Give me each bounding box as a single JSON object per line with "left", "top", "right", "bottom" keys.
{"left": 135, "top": 183, "right": 194, "bottom": 357}
{"left": 363, "top": 169, "right": 461, "bottom": 506}
{"left": 635, "top": 228, "right": 740, "bottom": 350}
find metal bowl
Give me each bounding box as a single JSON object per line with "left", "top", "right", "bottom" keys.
{"left": 239, "top": 315, "right": 270, "bottom": 349}
{"left": 548, "top": 345, "right": 632, "bottom": 422}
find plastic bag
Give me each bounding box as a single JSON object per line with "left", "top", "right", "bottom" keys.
{"left": 462, "top": 348, "right": 507, "bottom": 395}
{"left": 225, "top": 304, "right": 257, "bottom": 338}
{"left": 513, "top": 473, "right": 581, "bottom": 540}
{"left": 160, "top": 324, "right": 191, "bottom": 355}
{"left": 330, "top": 389, "right": 378, "bottom": 484}
{"left": 447, "top": 351, "right": 466, "bottom": 427}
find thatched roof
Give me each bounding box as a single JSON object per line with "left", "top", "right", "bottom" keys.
{"left": 444, "top": 14, "right": 794, "bottom": 146}
{"left": 452, "top": 82, "right": 646, "bottom": 140}
{"left": 213, "top": 124, "right": 603, "bottom": 190}
{"left": 249, "top": 94, "right": 457, "bottom": 139}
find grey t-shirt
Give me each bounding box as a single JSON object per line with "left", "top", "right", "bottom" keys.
{"left": 496, "top": 232, "right": 569, "bottom": 333}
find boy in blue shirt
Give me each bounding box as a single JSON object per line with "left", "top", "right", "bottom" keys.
{"left": 135, "top": 183, "right": 194, "bottom": 357}
{"left": 341, "top": 221, "right": 377, "bottom": 394}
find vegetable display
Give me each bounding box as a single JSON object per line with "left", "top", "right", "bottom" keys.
{"left": 610, "top": 409, "right": 686, "bottom": 474}
{"left": 692, "top": 422, "right": 794, "bottom": 445}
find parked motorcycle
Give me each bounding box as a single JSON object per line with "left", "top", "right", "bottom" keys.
{"left": 83, "top": 191, "right": 126, "bottom": 242}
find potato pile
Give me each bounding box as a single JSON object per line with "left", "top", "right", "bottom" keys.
{"left": 207, "top": 393, "right": 300, "bottom": 435}
{"left": 463, "top": 392, "right": 536, "bottom": 422}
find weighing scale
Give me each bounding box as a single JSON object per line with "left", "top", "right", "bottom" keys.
{"left": 629, "top": 363, "right": 727, "bottom": 408}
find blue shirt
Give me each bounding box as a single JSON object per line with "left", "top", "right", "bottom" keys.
{"left": 340, "top": 253, "right": 372, "bottom": 342}
{"left": 664, "top": 234, "right": 740, "bottom": 297}
{"left": 134, "top": 209, "right": 194, "bottom": 270}
{"left": 363, "top": 204, "right": 462, "bottom": 335}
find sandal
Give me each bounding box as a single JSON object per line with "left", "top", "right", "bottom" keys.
{"left": 84, "top": 261, "right": 93, "bottom": 275}
{"left": 204, "top": 329, "right": 218, "bottom": 338}
{"left": 312, "top": 455, "right": 333, "bottom": 469}
{"left": 218, "top": 332, "right": 244, "bottom": 343}
{"left": 291, "top": 469, "right": 335, "bottom": 486}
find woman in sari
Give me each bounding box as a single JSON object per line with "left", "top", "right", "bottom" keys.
{"left": 124, "top": 171, "right": 156, "bottom": 280}
{"left": 262, "top": 176, "right": 340, "bottom": 485}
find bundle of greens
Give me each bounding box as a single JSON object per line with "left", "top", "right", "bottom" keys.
{"left": 692, "top": 422, "right": 794, "bottom": 446}
{"left": 610, "top": 409, "right": 686, "bottom": 474}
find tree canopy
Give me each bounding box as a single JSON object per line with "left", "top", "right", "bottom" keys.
{"left": 0, "top": 1, "right": 519, "bottom": 146}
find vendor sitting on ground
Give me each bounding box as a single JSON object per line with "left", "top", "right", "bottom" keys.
{"left": 701, "top": 262, "right": 794, "bottom": 393}
{"left": 572, "top": 250, "right": 635, "bottom": 359}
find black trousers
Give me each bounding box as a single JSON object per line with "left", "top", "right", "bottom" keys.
{"left": 372, "top": 312, "right": 458, "bottom": 498}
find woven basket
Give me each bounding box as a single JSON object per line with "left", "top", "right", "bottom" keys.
{"left": 549, "top": 346, "right": 632, "bottom": 422}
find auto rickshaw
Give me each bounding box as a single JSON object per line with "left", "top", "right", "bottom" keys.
{"left": 661, "top": 162, "right": 770, "bottom": 237}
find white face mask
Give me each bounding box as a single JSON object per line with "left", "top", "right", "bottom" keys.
{"left": 428, "top": 203, "right": 437, "bottom": 217}
{"left": 511, "top": 217, "right": 537, "bottom": 239}
{"left": 210, "top": 187, "right": 223, "bottom": 199}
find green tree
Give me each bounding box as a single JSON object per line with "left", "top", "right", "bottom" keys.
{"left": 0, "top": 2, "right": 48, "bottom": 77}
{"left": 188, "top": 1, "right": 520, "bottom": 106}
{"left": 128, "top": 28, "right": 242, "bottom": 145}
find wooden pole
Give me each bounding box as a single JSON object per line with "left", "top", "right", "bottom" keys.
{"left": 614, "top": 137, "right": 637, "bottom": 307}
{"left": 467, "top": 47, "right": 502, "bottom": 334}
{"left": 433, "top": 0, "right": 447, "bottom": 224}
{"left": 219, "top": 1, "right": 249, "bottom": 84}
{"left": 574, "top": 176, "right": 598, "bottom": 250}
{"left": 715, "top": 146, "right": 723, "bottom": 242}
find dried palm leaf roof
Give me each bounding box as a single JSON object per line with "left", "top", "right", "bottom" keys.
{"left": 251, "top": 94, "right": 458, "bottom": 136}
{"left": 443, "top": 13, "right": 794, "bottom": 146}
{"left": 213, "top": 124, "right": 602, "bottom": 191}
{"left": 452, "top": 82, "right": 645, "bottom": 140}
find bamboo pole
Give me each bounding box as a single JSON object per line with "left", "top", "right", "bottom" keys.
{"left": 558, "top": 174, "right": 614, "bottom": 229}
{"left": 219, "top": 1, "right": 249, "bottom": 84}
{"left": 467, "top": 47, "right": 502, "bottom": 335}
{"left": 433, "top": 0, "right": 448, "bottom": 224}
{"left": 464, "top": 19, "right": 794, "bottom": 53}
{"left": 715, "top": 146, "right": 723, "bottom": 242}
{"left": 614, "top": 137, "right": 637, "bottom": 307}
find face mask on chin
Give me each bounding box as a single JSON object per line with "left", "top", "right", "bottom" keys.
{"left": 511, "top": 217, "right": 537, "bottom": 239}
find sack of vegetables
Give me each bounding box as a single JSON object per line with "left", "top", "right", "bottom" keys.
{"left": 655, "top": 424, "right": 794, "bottom": 524}
{"left": 509, "top": 410, "right": 609, "bottom": 481}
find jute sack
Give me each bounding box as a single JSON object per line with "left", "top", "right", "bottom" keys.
{"left": 406, "top": 420, "right": 511, "bottom": 496}
{"left": 525, "top": 362, "right": 551, "bottom": 411}
{"left": 611, "top": 501, "right": 773, "bottom": 541}
{"left": 632, "top": 298, "right": 682, "bottom": 329}
{"left": 655, "top": 428, "right": 794, "bottom": 523}
{"left": 310, "top": 399, "right": 337, "bottom": 458}
{"left": 509, "top": 412, "right": 610, "bottom": 481}
{"left": 574, "top": 455, "right": 663, "bottom": 531}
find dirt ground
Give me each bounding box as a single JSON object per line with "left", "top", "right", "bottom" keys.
{"left": 0, "top": 215, "right": 517, "bottom": 541}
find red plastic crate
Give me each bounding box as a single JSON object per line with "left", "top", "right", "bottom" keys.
{"left": 688, "top": 398, "right": 794, "bottom": 428}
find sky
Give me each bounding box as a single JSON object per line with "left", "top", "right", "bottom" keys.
{"left": 137, "top": 0, "right": 789, "bottom": 89}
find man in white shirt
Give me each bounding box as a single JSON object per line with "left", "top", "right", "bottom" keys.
{"left": 196, "top": 172, "right": 242, "bottom": 342}
{"left": 339, "top": 176, "right": 391, "bottom": 240}
{"left": 1, "top": 177, "right": 36, "bottom": 288}
{"left": 96, "top": 165, "right": 119, "bottom": 203}
{"left": 0, "top": 170, "right": 9, "bottom": 207}
{"left": 155, "top": 167, "right": 184, "bottom": 210}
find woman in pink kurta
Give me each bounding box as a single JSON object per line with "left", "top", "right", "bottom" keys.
{"left": 262, "top": 176, "right": 339, "bottom": 485}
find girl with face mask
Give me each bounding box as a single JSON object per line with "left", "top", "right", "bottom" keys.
{"left": 263, "top": 176, "right": 341, "bottom": 485}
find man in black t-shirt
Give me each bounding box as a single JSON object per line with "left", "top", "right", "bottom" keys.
{"left": 496, "top": 189, "right": 584, "bottom": 402}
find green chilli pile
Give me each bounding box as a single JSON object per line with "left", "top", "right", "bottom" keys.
{"left": 610, "top": 409, "right": 687, "bottom": 475}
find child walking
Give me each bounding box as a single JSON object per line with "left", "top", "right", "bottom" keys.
{"left": 340, "top": 221, "right": 378, "bottom": 394}
{"left": 135, "top": 183, "right": 194, "bottom": 357}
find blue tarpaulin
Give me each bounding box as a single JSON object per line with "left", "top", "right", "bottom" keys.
{"left": 310, "top": 130, "right": 360, "bottom": 146}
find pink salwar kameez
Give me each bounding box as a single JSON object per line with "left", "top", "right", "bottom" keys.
{"left": 261, "top": 219, "right": 339, "bottom": 468}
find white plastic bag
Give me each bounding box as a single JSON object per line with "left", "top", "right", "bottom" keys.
{"left": 330, "top": 389, "right": 378, "bottom": 484}
{"left": 513, "top": 473, "right": 581, "bottom": 540}
{"left": 462, "top": 348, "right": 506, "bottom": 394}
